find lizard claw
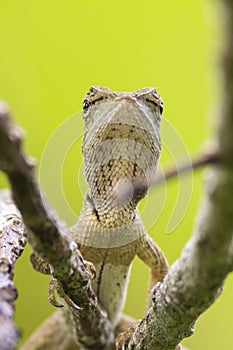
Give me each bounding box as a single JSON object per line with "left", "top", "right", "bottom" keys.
{"left": 48, "top": 276, "right": 82, "bottom": 310}
{"left": 48, "top": 277, "right": 64, "bottom": 308}
{"left": 64, "top": 296, "right": 82, "bottom": 310}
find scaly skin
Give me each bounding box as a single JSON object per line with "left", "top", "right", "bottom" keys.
{"left": 70, "top": 86, "right": 168, "bottom": 326}
{"left": 30, "top": 86, "right": 168, "bottom": 331}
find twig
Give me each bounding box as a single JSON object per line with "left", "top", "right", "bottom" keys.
{"left": 0, "top": 190, "right": 27, "bottom": 350}
{"left": 0, "top": 102, "right": 114, "bottom": 349}
{"left": 116, "top": 149, "right": 220, "bottom": 204}
{"left": 155, "top": 148, "right": 220, "bottom": 185}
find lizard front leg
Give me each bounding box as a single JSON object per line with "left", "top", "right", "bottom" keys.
{"left": 137, "top": 233, "right": 169, "bottom": 308}
{"left": 30, "top": 252, "right": 64, "bottom": 307}
{"left": 30, "top": 251, "right": 95, "bottom": 309}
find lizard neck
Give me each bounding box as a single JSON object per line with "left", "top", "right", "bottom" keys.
{"left": 84, "top": 192, "right": 137, "bottom": 228}
{"left": 71, "top": 193, "right": 146, "bottom": 249}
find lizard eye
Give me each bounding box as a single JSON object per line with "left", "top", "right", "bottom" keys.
{"left": 160, "top": 104, "right": 163, "bottom": 115}
{"left": 83, "top": 99, "right": 90, "bottom": 112}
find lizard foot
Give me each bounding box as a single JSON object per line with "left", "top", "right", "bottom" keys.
{"left": 115, "top": 323, "right": 182, "bottom": 350}
{"left": 31, "top": 252, "right": 92, "bottom": 310}
{"left": 115, "top": 321, "right": 139, "bottom": 349}
{"left": 84, "top": 260, "right": 96, "bottom": 279}
{"left": 48, "top": 276, "right": 82, "bottom": 310}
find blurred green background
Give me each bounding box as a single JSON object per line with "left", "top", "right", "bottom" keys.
{"left": 0, "top": 0, "right": 233, "bottom": 349}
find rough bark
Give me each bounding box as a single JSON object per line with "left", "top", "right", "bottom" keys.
{"left": 123, "top": 170, "right": 233, "bottom": 349}
{"left": 117, "top": 0, "right": 233, "bottom": 348}
{"left": 0, "top": 190, "right": 27, "bottom": 350}
{"left": 0, "top": 102, "right": 114, "bottom": 349}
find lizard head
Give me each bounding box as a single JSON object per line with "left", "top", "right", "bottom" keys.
{"left": 81, "top": 86, "right": 163, "bottom": 222}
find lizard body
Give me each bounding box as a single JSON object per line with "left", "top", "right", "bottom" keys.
{"left": 70, "top": 86, "right": 168, "bottom": 326}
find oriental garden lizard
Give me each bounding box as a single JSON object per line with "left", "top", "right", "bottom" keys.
{"left": 31, "top": 86, "right": 168, "bottom": 345}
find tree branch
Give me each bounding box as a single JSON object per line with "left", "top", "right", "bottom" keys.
{"left": 0, "top": 102, "right": 114, "bottom": 349}
{"left": 20, "top": 310, "right": 78, "bottom": 350}
{"left": 117, "top": 1, "right": 233, "bottom": 348}
{"left": 0, "top": 190, "right": 27, "bottom": 350}
{"left": 124, "top": 170, "right": 233, "bottom": 349}
{"left": 154, "top": 148, "right": 220, "bottom": 185}
{"left": 21, "top": 312, "right": 137, "bottom": 350}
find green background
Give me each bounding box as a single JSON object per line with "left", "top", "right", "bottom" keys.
{"left": 0, "top": 0, "right": 233, "bottom": 349}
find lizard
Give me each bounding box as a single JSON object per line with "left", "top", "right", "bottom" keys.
{"left": 70, "top": 86, "right": 168, "bottom": 326}
{"left": 31, "top": 86, "right": 168, "bottom": 339}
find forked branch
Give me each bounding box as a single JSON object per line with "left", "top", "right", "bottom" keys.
{"left": 0, "top": 102, "right": 114, "bottom": 349}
